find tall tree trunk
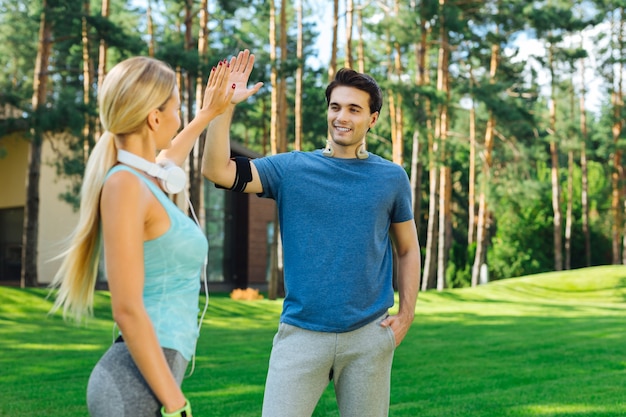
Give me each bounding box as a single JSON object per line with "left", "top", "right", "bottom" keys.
{"left": 393, "top": 0, "right": 404, "bottom": 166}
{"left": 278, "top": 0, "right": 288, "bottom": 153}
{"left": 277, "top": 0, "right": 288, "bottom": 294}
{"left": 410, "top": 0, "right": 428, "bottom": 236}
{"left": 386, "top": 30, "right": 398, "bottom": 159}
{"left": 472, "top": 189, "right": 489, "bottom": 287}
{"left": 612, "top": 113, "right": 623, "bottom": 265}
{"left": 437, "top": 165, "right": 451, "bottom": 291}
{"left": 82, "top": 0, "right": 93, "bottom": 163}
{"left": 467, "top": 71, "right": 476, "bottom": 245}
{"left": 579, "top": 47, "right": 591, "bottom": 267}
{"left": 268, "top": 0, "right": 280, "bottom": 299}
{"left": 193, "top": 0, "right": 209, "bottom": 226}
{"left": 176, "top": 67, "right": 183, "bottom": 118}
{"left": 548, "top": 42, "right": 563, "bottom": 271}
{"left": 95, "top": 0, "right": 109, "bottom": 141}
{"left": 294, "top": 0, "right": 303, "bottom": 150}
{"left": 565, "top": 149, "right": 573, "bottom": 270}
{"left": 269, "top": 0, "right": 279, "bottom": 156}
{"left": 549, "top": 141, "right": 563, "bottom": 270}
{"left": 356, "top": 1, "right": 365, "bottom": 73}
{"left": 422, "top": 160, "right": 439, "bottom": 291}
{"left": 183, "top": 0, "right": 198, "bottom": 210}
{"left": 410, "top": 130, "right": 421, "bottom": 224}
{"left": 97, "top": 0, "right": 109, "bottom": 92}
{"left": 22, "top": 0, "right": 52, "bottom": 287}
{"left": 345, "top": 0, "right": 353, "bottom": 68}
{"left": 611, "top": 9, "right": 624, "bottom": 264}
{"left": 182, "top": 1, "right": 194, "bottom": 117}
{"left": 419, "top": 3, "right": 436, "bottom": 291}
{"left": 268, "top": 0, "right": 285, "bottom": 299}
{"left": 435, "top": 0, "right": 450, "bottom": 291}
{"left": 147, "top": 0, "right": 154, "bottom": 57}
{"left": 329, "top": 0, "right": 339, "bottom": 80}
{"left": 564, "top": 82, "right": 575, "bottom": 270}
{"left": 383, "top": 1, "right": 404, "bottom": 166}
{"left": 261, "top": 98, "right": 269, "bottom": 155}
{"left": 471, "top": 41, "right": 499, "bottom": 287}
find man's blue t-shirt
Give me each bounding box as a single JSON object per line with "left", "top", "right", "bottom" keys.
{"left": 253, "top": 150, "right": 413, "bottom": 332}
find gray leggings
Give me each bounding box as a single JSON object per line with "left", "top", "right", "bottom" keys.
{"left": 87, "top": 340, "right": 188, "bottom": 417}
{"left": 262, "top": 314, "right": 396, "bottom": 417}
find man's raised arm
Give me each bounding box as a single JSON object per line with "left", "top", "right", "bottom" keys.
{"left": 201, "top": 50, "right": 263, "bottom": 194}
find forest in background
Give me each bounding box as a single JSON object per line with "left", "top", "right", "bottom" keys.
{"left": 1, "top": 0, "right": 624, "bottom": 291}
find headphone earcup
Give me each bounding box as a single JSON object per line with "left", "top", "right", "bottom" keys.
{"left": 322, "top": 141, "right": 334, "bottom": 157}
{"left": 117, "top": 150, "right": 187, "bottom": 194}
{"left": 355, "top": 143, "right": 368, "bottom": 159}
{"left": 158, "top": 160, "right": 187, "bottom": 194}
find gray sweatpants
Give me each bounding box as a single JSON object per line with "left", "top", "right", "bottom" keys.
{"left": 86, "top": 340, "right": 188, "bottom": 417}
{"left": 262, "top": 314, "right": 397, "bottom": 417}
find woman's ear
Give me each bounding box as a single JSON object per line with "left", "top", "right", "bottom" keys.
{"left": 146, "top": 109, "right": 160, "bottom": 132}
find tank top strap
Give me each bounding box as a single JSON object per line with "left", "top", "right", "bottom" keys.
{"left": 105, "top": 165, "right": 173, "bottom": 207}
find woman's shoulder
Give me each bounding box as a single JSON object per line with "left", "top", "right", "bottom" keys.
{"left": 104, "top": 165, "right": 148, "bottom": 189}
{"left": 102, "top": 167, "right": 147, "bottom": 201}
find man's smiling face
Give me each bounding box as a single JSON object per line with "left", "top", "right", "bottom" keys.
{"left": 326, "top": 86, "right": 378, "bottom": 157}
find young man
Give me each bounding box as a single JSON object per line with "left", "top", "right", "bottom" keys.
{"left": 203, "top": 50, "right": 421, "bottom": 417}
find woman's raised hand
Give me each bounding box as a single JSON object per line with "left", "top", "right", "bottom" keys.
{"left": 228, "top": 49, "right": 263, "bottom": 104}
{"left": 198, "top": 59, "right": 235, "bottom": 120}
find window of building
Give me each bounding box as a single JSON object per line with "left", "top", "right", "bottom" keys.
{"left": 204, "top": 181, "right": 225, "bottom": 282}
{"left": 0, "top": 207, "right": 24, "bottom": 282}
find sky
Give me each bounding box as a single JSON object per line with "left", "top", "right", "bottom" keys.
{"left": 510, "top": 27, "right": 606, "bottom": 115}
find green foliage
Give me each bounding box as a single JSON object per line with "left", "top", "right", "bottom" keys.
{"left": 87, "top": 14, "right": 145, "bottom": 56}
{"left": 0, "top": 0, "right": 623, "bottom": 282}
{"left": 446, "top": 241, "right": 474, "bottom": 288}
{"left": 485, "top": 157, "right": 613, "bottom": 280}
{"left": 0, "top": 3, "right": 38, "bottom": 105}
{"left": 487, "top": 178, "right": 553, "bottom": 279}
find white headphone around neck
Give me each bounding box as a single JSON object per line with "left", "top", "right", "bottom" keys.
{"left": 116, "top": 149, "right": 187, "bottom": 194}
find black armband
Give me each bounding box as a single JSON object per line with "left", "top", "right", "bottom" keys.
{"left": 216, "top": 156, "right": 252, "bottom": 193}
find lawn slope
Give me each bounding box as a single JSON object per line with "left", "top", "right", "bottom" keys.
{"left": 1, "top": 265, "right": 625, "bottom": 416}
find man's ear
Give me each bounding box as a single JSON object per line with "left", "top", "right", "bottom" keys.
{"left": 146, "top": 109, "right": 160, "bottom": 132}
{"left": 369, "top": 111, "right": 379, "bottom": 128}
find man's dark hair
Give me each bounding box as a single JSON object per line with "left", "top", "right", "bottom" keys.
{"left": 325, "top": 68, "right": 383, "bottom": 114}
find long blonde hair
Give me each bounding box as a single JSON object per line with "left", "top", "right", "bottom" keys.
{"left": 50, "top": 56, "right": 177, "bottom": 321}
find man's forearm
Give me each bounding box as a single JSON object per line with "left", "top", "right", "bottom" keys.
{"left": 396, "top": 250, "right": 421, "bottom": 319}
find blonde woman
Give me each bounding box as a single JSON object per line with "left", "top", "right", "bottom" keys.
{"left": 50, "top": 50, "right": 262, "bottom": 417}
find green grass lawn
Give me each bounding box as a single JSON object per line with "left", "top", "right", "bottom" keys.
{"left": 1, "top": 265, "right": 626, "bottom": 416}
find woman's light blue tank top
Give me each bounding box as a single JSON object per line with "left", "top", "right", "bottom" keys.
{"left": 105, "top": 165, "right": 208, "bottom": 360}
